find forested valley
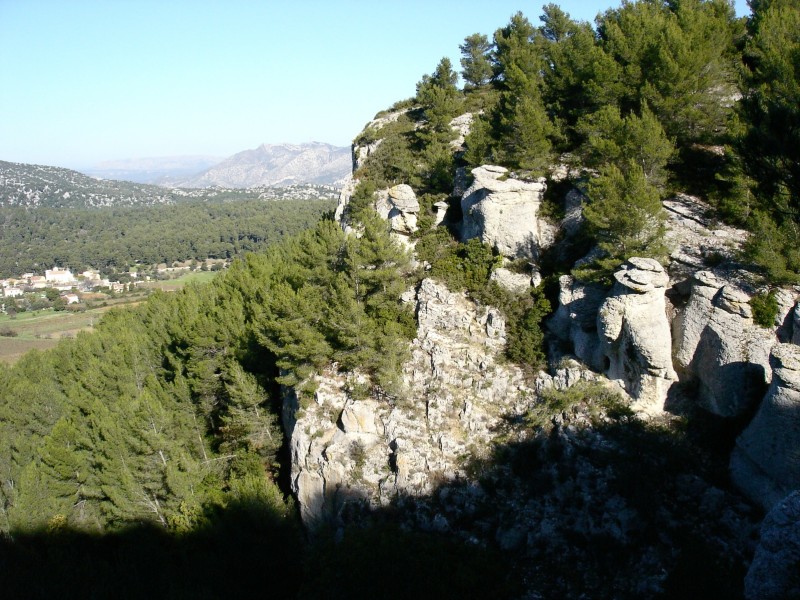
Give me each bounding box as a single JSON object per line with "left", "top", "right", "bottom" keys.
{"left": 1, "top": 0, "right": 799, "bottom": 598}
{"left": 0, "top": 198, "right": 335, "bottom": 277}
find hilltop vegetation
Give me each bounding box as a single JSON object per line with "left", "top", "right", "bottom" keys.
{"left": 357, "top": 0, "right": 798, "bottom": 285}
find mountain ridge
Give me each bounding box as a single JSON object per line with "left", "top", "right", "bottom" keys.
{"left": 171, "top": 142, "right": 352, "bottom": 188}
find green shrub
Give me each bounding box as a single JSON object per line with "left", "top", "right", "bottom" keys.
{"left": 525, "top": 381, "right": 631, "bottom": 431}
{"left": 750, "top": 290, "right": 779, "bottom": 328}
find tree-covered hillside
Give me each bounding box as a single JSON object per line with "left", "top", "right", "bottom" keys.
{"left": 0, "top": 211, "right": 413, "bottom": 531}
{"left": 0, "top": 198, "right": 335, "bottom": 277}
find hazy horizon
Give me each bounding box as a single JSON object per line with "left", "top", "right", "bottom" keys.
{"left": 1, "top": 0, "right": 750, "bottom": 170}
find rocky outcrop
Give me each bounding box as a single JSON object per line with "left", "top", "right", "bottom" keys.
{"left": 490, "top": 267, "right": 532, "bottom": 294}
{"left": 449, "top": 112, "right": 474, "bottom": 150}
{"left": 285, "top": 278, "right": 533, "bottom": 527}
{"left": 461, "top": 165, "right": 552, "bottom": 259}
{"left": 333, "top": 175, "right": 357, "bottom": 225}
{"left": 598, "top": 258, "right": 677, "bottom": 412}
{"left": 673, "top": 271, "right": 775, "bottom": 417}
{"left": 731, "top": 344, "right": 800, "bottom": 510}
{"left": 433, "top": 200, "right": 449, "bottom": 226}
{"left": 744, "top": 490, "right": 800, "bottom": 600}
{"left": 549, "top": 274, "right": 607, "bottom": 371}
{"left": 375, "top": 184, "right": 420, "bottom": 235}
{"left": 352, "top": 108, "right": 411, "bottom": 172}
{"left": 663, "top": 193, "right": 748, "bottom": 281}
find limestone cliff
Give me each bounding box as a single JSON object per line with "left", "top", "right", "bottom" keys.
{"left": 460, "top": 165, "right": 553, "bottom": 259}
{"left": 285, "top": 105, "right": 800, "bottom": 597}
{"left": 284, "top": 278, "right": 533, "bottom": 525}
{"left": 732, "top": 344, "right": 800, "bottom": 510}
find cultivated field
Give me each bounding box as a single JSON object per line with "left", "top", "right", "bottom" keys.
{"left": 0, "top": 270, "right": 219, "bottom": 364}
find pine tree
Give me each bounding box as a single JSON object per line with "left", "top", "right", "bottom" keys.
{"left": 459, "top": 33, "right": 493, "bottom": 88}
{"left": 538, "top": 6, "right": 623, "bottom": 139}
{"left": 738, "top": 0, "right": 800, "bottom": 216}
{"left": 598, "top": 0, "right": 738, "bottom": 146}
{"left": 489, "top": 12, "right": 559, "bottom": 174}
{"left": 578, "top": 102, "right": 674, "bottom": 188}
{"left": 577, "top": 162, "right": 667, "bottom": 282}
{"left": 416, "top": 57, "right": 461, "bottom": 139}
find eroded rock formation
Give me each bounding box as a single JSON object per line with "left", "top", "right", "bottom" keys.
{"left": 672, "top": 270, "right": 775, "bottom": 417}
{"left": 461, "top": 165, "right": 552, "bottom": 259}
{"left": 744, "top": 490, "right": 800, "bottom": 600}
{"left": 375, "top": 184, "right": 420, "bottom": 235}
{"left": 598, "top": 258, "right": 677, "bottom": 412}
{"left": 731, "top": 344, "right": 800, "bottom": 510}
{"left": 284, "top": 278, "right": 533, "bottom": 526}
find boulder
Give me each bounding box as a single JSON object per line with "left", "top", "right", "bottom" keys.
{"left": 597, "top": 258, "right": 677, "bottom": 412}
{"left": 673, "top": 271, "right": 774, "bottom": 417}
{"left": 744, "top": 490, "right": 800, "bottom": 600}
{"left": 731, "top": 344, "right": 800, "bottom": 510}
{"left": 375, "top": 184, "right": 419, "bottom": 235}
{"left": 490, "top": 268, "right": 531, "bottom": 294}
{"left": 461, "top": 165, "right": 549, "bottom": 259}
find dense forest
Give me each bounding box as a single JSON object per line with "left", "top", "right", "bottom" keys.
{"left": 0, "top": 198, "right": 335, "bottom": 277}
{"left": 1, "top": 0, "right": 799, "bottom": 597}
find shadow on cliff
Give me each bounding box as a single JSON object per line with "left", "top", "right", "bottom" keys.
{"left": 301, "top": 404, "right": 760, "bottom": 600}
{"left": 0, "top": 410, "right": 761, "bottom": 600}
{"left": 0, "top": 498, "right": 304, "bottom": 600}
{"left": 0, "top": 499, "right": 515, "bottom": 599}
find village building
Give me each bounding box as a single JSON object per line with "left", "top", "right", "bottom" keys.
{"left": 3, "top": 287, "right": 24, "bottom": 298}
{"left": 29, "top": 276, "right": 47, "bottom": 289}
{"left": 45, "top": 267, "right": 75, "bottom": 285}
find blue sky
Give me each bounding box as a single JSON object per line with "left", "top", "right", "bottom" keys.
{"left": 0, "top": 0, "right": 750, "bottom": 169}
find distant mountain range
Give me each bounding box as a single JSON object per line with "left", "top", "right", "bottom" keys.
{"left": 82, "top": 155, "right": 224, "bottom": 185}
{"left": 0, "top": 160, "right": 340, "bottom": 209}
{"left": 81, "top": 142, "right": 352, "bottom": 188}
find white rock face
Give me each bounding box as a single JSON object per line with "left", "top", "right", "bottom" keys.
{"left": 663, "top": 194, "right": 749, "bottom": 282}
{"left": 449, "top": 112, "right": 474, "bottom": 150}
{"left": 333, "top": 174, "right": 357, "bottom": 225}
{"left": 387, "top": 184, "right": 419, "bottom": 234}
{"left": 433, "top": 201, "right": 449, "bottom": 226}
{"left": 461, "top": 165, "right": 549, "bottom": 259}
{"left": 353, "top": 140, "right": 382, "bottom": 172}
{"left": 490, "top": 268, "right": 531, "bottom": 294}
{"left": 337, "top": 182, "right": 420, "bottom": 241}
{"left": 284, "top": 278, "right": 534, "bottom": 526}
{"left": 597, "top": 258, "right": 677, "bottom": 412}
{"left": 731, "top": 344, "right": 800, "bottom": 510}
{"left": 673, "top": 271, "right": 775, "bottom": 417}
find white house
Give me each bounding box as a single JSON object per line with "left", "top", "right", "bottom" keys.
{"left": 45, "top": 267, "right": 75, "bottom": 285}
{"left": 3, "top": 287, "right": 23, "bottom": 298}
